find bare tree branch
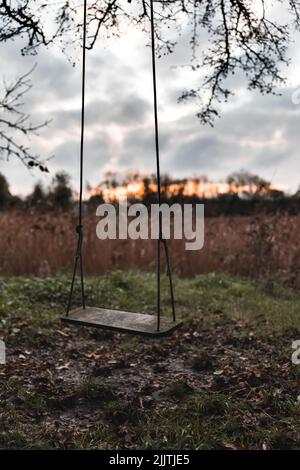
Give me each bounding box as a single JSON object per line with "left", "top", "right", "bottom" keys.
{"left": 0, "top": 66, "right": 50, "bottom": 170}
{"left": 1, "top": 1, "right": 300, "bottom": 126}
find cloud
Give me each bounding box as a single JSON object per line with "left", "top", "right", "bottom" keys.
{"left": 2, "top": 22, "right": 300, "bottom": 195}
{"left": 171, "top": 135, "right": 232, "bottom": 173}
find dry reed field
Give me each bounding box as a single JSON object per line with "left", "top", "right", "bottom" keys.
{"left": 1, "top": 211, "right": 300, "bottom": 286}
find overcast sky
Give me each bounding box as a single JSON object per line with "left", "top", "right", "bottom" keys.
{"left": 1, "top": 7, "right": 300, "bottom": 196}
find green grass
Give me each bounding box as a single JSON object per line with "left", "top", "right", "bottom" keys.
{"left": 81, "top": 395, "right": 300, "bottom": 450}
{"left": 78, "top": 376, "right": 115, "bottom": 402}
{"left": 129, "top": 393, "right": 300, "bottom": 450}
{"left": 1, "top": 270, "right": 300, "bottom": 336}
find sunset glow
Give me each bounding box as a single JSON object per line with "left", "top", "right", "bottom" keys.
{"left": 89, "top": 174, "right": 279, "bottom": 202}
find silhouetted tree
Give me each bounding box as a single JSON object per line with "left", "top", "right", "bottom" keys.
{"left": 27, "top": 182, "right": 47, "bottom": 209}
{"left": 142, "top": 177, "right": 151, "bottom": 196}
{"left": 0, "top": 173, "right": 11, "bottom": 210}
{"left": 49, "top": 172, "right": 73, "bottom": 210}
{"left": 86, "top": 192, "right": 104, "bottom": 212}
{"left": 227, "top": 171, "right": 271, "bottom": 196}
{"left": 161, "top": 174, "right": 171, "bottom": 198}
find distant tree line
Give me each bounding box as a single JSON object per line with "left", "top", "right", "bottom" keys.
{"left": 0, "top": 171, "right": 76, "bottom": 212}
{"left": 1, "top": 169, "right": 300, "bottom": 217}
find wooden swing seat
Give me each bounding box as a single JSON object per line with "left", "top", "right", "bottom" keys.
{"left": 64, "top": 2, "right": 182, "bottom": 340}
{"left": 61, "top": 306, "right": 182, "bottom": 337}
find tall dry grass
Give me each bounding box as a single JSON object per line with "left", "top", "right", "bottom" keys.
{"left": 1, "top": 211, "right": 300, "bottom": 287}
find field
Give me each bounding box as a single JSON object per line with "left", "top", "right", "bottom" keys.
{"left": 1, "top": 211, "right": 300, "bottom": 289}
{"left": 1, "top": 270, "right": 300, "bottom": 450}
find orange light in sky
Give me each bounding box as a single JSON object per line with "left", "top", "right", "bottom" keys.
{"left": 89, "top": 175, "right": 279, "bottom": 201}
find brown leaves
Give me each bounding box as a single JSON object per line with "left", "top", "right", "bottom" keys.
{"left": 1, "top": 312, "right": 300, "bottom": 449}
{"left": 56, "top": 362, "right": 70, "bottom": 371}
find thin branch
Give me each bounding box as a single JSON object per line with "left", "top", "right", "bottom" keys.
{"left": 0, "top": 66, "right": 50, "bottom": 170}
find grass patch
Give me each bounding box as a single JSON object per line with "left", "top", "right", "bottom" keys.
{"left": 1, "top": 270, "right": 300, "bottom": 449}
{"left": 2, "top": 270, "right": 300, "bottom": 336}
{"left": 104, "top": 400, "right": 143, "bottom": 425}
{"left": 78, "top": 376, "right": 115, "bottom": 402}
{"left": 166, "top": 380, "right": 193, "bottom": 400}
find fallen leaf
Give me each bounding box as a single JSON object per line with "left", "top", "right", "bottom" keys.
{"left": 56, "top": 362, "right": 70, "bottom": 371}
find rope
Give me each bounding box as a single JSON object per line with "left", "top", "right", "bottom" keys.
{"left": 79, "top": 0, "right": 87, "bottom": 227}
{"left": 150, "top": 0, "right": 161, "bottom": 208}
{"left": 66, "top": 0, "right": 87, "bottom": 314}
{"left": 150, "top": 0, "right": 176, "bottom": 329}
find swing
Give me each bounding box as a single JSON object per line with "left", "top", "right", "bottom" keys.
{"left": 61, "top": 0, "right": 182, "bottom": 337}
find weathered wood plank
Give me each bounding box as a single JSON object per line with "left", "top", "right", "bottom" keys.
{"left": 61, "top": 307, "right": 182, "bottom": 337}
